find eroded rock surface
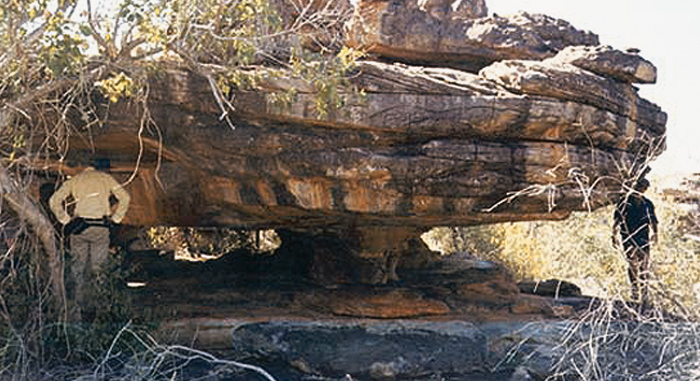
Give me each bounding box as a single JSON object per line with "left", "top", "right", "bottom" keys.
{"left": 43, "top": 0, "right": 666, "bottom": 284}
{"left": 127, "top": 248, "right": 566, "bottom": 321}
{"left": 217, "top": 318, "right": 689, "bottom": 381}
{"left": 346, "top": 0, "right": 598, "bottom": 72}
{"left": 551, "top": 45, "right": 658, "bottom": 84}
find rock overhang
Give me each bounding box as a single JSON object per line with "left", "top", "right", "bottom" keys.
{"left": 34, "top": 0, "right": 666, "bottom": 231}
{"left": 31, "top": 0, "right": 667, "bottom": 285}
{"left": 85, "top": 59, "right": 663, "bottom": 229}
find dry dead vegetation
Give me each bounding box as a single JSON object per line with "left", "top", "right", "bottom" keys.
{"left": 0, "top": 176, "right": 697, "bottom": 380}
{"left": 426, "top": 176, "right": 700, "bottom": 315}
{"left": 421, "top": 175, "right": 700, "bottom": 380}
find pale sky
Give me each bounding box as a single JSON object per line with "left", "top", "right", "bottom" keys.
{"left": 487, "top": 0, "right": 700, "bottom": 176}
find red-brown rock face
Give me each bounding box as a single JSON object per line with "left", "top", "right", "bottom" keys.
{"left": 46, "top": 0, "right": 666, "bottom": 284}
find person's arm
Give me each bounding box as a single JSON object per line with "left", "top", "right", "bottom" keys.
{"left": 612, "top": 205, "right": 622, "bottom": 246}
{"left": 48, "top": 181, "right": 72, "bottom": 225}
{"left": 108, "top": 178, "right": 131, "bottom": 223}
{"left": 649, "top": 201, "right": 659, "bottom": 244}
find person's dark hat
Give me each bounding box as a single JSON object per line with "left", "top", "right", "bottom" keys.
{"left": 634, "top": 178, "right": 650, "bottom": 191}
{"left": 93, "top": 158, "right": 111, "bottom": 170}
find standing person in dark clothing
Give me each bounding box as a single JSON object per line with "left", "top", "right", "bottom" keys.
{"left": 612, "top": 178, "right": 658, "bottom": 303}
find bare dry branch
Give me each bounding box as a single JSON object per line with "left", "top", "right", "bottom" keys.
{"left": 0, "top": 165, "right": 65, "bottom": 316}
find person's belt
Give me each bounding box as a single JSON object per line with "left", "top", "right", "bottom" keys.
{"left": 83, "top": 217, "right": 109, "bottom": 222}
{"left": 64, "top": 216, "right": 111, "bottom": 235}
{"left": 82, "top": 217, "right": 111, "bottom": 227}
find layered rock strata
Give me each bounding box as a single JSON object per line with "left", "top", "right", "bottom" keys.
{"left": 47, "top": 0, "right": 666, "bottom": 284}
{"left": 346, "top": 1, "right": 599, "bottom": 72}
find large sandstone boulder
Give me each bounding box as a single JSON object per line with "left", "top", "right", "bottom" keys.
{"left": 551, "top": 45, "right": 657, "bottom": 84}
{"left": 346, "top": 0, "right": 598, "bottom": 72}
{"left": 39, "top": 0, "right": 666, "bottom": 284}
{"left": 479, "top": 59, "right": 664, "bottom": 137}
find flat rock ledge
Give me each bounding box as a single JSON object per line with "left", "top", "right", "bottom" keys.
{"left": 159, "top": 318, "right": 695, "bottom": 381}
{"left": 129, "top": 252, "right": 687, "bottom": 380}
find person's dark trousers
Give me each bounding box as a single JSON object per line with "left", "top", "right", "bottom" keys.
{"left": 624, "top": 240, "right": 650, "bottom": 303}
{"left": 68, "top": 226, "right": 110, "bottom": 321}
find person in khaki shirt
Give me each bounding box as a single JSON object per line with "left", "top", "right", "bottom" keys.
{"left": 49, "top": 158, "right": 130, "bottom": 320}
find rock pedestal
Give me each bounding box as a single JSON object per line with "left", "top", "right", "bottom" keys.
{"left": 276, "top": 227, "right": 437, "bottom": 284}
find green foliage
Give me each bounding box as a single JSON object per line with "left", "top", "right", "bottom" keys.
{"left": 94, "top": 71, "right": 135, "bottom": 103}
{"left": 164, "top": 0, "right": 283, "bottom": 66}
{"left": 40, "top": 10, "right": 86, "bottom": 78}
{"left": 0, "top": 239, "right": 149, "bottom": 376}
{"left": 269, "top": 86, "right": 299, "bottom": 112}
{"left": 0, "top": 0, "right": 362, "bottom": 165}
{"left": 217, "top": 42, "right": 365, "bottom": 118}
{"left": 147, "top": 226, "right": 280, "bottom": 259}
{"left": 66, "top": 248, "right": 140, "bottom": 360}
{"left": 0, "top": 123, "right": 27, "bottom": 162}
{"left": 0, "top": 0, "right": 357, "bottom": 360}
{"left": 290, "top": 46, "right": 365, "bottom": 118}
{"left": 0, "top": 0, "right": 84, "bottom": 81}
